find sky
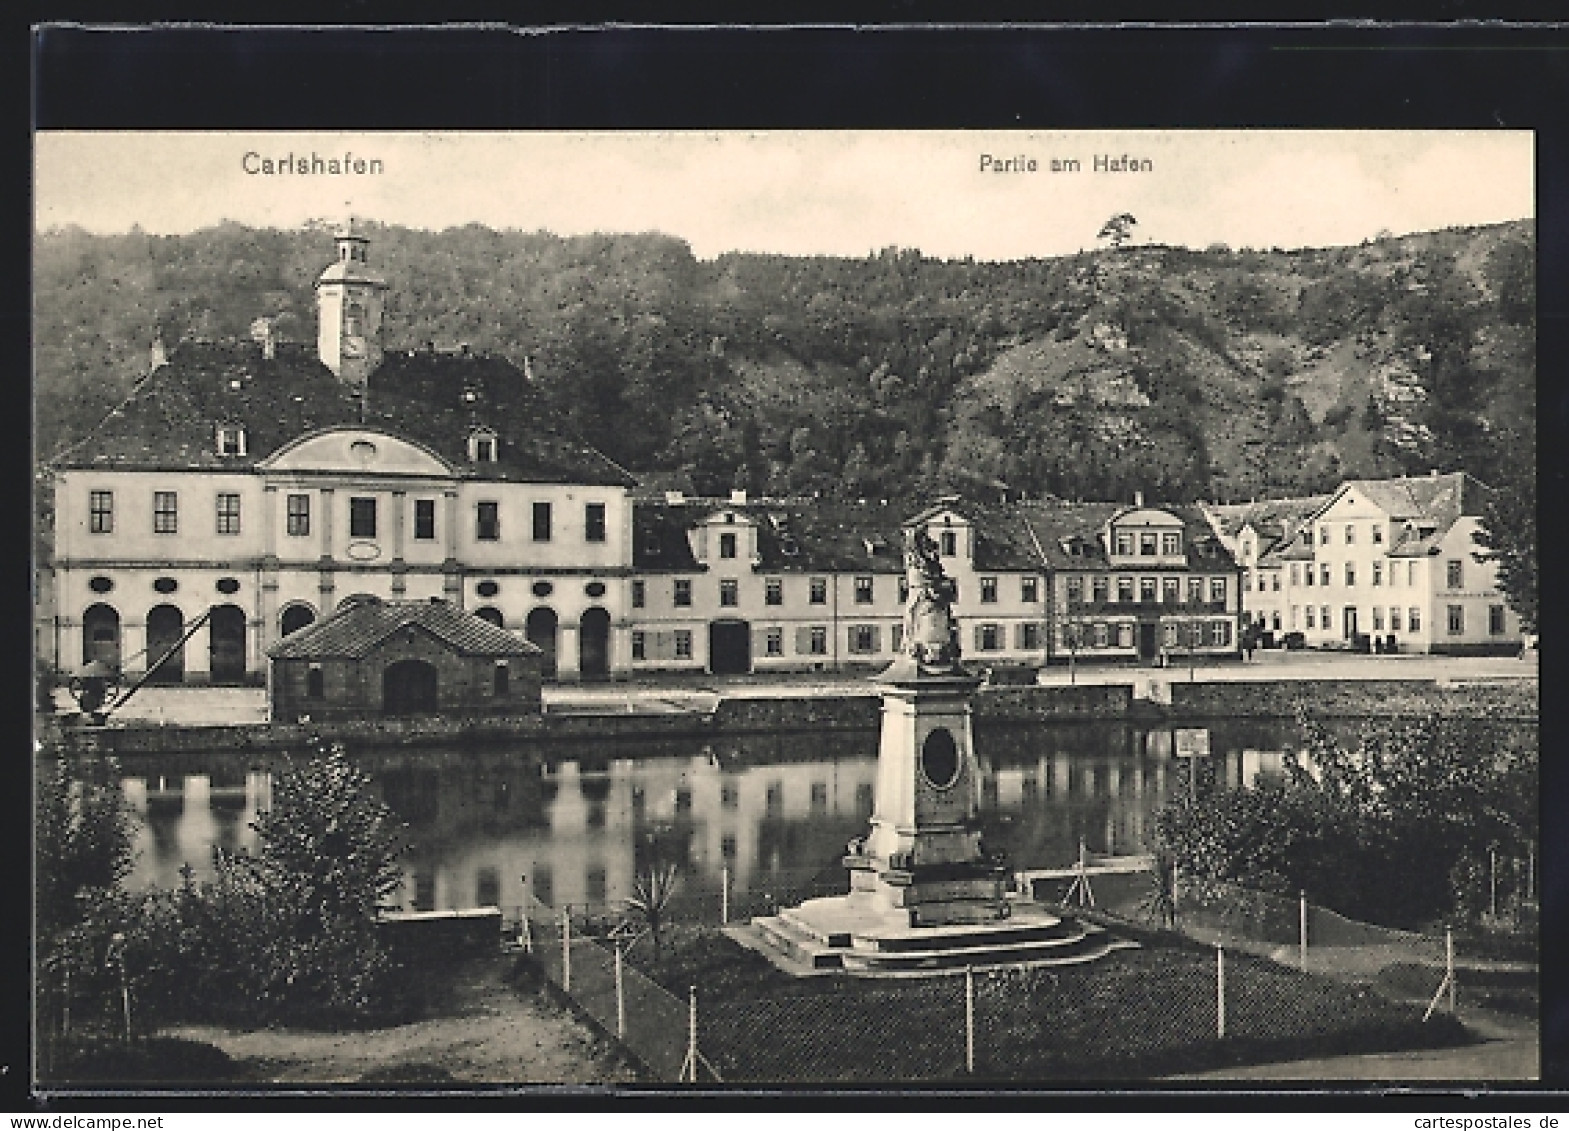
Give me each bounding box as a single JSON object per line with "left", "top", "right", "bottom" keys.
{"left": 34, "top": 130, "right": 1533, "bottom": 261}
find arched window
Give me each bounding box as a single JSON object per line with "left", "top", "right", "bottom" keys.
{"left": 493, "top": 662, "right": 509, "bottom": 697}
{"left": 474, "top": 606, "right": 504, "bottom": 628}
{"left": 280, "top": 604, "right": 316, "bottom": 637}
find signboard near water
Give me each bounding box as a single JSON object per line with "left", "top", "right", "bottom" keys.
{"left": 1174, "top": 727, "right": 1211, "bottom": 759}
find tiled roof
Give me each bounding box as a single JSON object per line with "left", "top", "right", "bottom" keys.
{"left": 1010, "top": 501, "right": 1236, "bottom": 571}
{"left": 268, "top": 596, "right": 541, "bottom": 661}
{"left": 51, "top": 340, "right": 636, "bottom": 487}
{"left": 1208, "top": 495, "right": 1333, "bottom": 542}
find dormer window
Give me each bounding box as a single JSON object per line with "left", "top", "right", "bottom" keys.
{"left": 467, "top": 428, "right": 498, "bottom": 463}
{"left": 216, "top": 425, "right": 247, "bottom": 457}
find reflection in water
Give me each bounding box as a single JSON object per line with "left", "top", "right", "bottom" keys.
{"left": 110, "top": 717, "right": 1528, "bottom": 915}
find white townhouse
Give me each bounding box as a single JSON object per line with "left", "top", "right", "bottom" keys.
{"left": 46, "top": 221, "right": 639, "bottom": 685}
{"left": 1272, "top": 472, "right": 1521, "bottom": 654}
{"left": 1203, "top": 494, "right": 1332, "bottom": 643}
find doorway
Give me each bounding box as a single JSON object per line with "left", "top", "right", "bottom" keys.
{"left": 145, "top": 604, "right": 185, "bottom": 684}
{"left": 1138, "top": 621, "right": 1158, "bottom": 663}
{"left": 709, "top": 620, "right": 752, "bottom": 675}
{"left": 1343, "top": 606, "right": 1358, "bottom": 641}
{"left": 526, "top": 607, "right": 558, "bottom": 679}
{"left": 82, "top": 603, "right": 121, "bottom": 669}
{"left": 209, "top": 604, "right": 247, "bottom": 684}
{"left": 383, "top": 659, "right": 439, "bottom": 715}
{"left": 580, "top": 607, "right": 611, "bottom": 681}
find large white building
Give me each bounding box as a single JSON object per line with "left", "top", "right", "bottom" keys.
{"left": 45, "top": 221, "right": 639, "bottom": 685}
{"left": 1206, "top": 472, "right": 1522, "bottom": 654}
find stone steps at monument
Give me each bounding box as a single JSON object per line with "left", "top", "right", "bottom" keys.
{"left": 836, "top": 921, "right": 1130, "bottom": 974}
{"left": 751, "top": 913, "right": 845, "bottom": 969}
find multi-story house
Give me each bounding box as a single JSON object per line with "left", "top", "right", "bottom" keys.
{"left": 1273, "top": 471, "right": 1520, "bottom": 653}
{"left": 1202, "top": 495, "right": 1332, "bottom": 642}
{"left": 46, "top": 220, "right": 638, "bottom": 686}
{"left": 1024, "top": 499, "right": 1243, "bottom": 665}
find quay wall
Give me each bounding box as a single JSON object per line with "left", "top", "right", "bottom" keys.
{"left": 45, "top": 676, "right": 1534, "bottom": 759}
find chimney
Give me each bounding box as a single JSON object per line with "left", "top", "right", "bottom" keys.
{"left": 729, "top": 488, "right": 747, "bottom": 505}
{"left": 249, "top": 316, "right": 276, "bottom": 359}
{"left": 149, "top": 336, "right": 167, "bottom": 370}
{"left": 1134, "top": 489, "right": 1144, "bottom": 507}
{"left": 1429, "top": 468, "right": 1439, "bottom": 478}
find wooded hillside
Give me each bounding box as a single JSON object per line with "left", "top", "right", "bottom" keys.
{"left": 34, "top": 218, "right": 1534, "bottom": 508}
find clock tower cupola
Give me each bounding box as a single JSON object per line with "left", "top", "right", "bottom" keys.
{"left": 315, "top": 216, "right": 389, "bottom": 389}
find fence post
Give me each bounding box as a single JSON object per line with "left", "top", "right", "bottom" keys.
{"left": 614, "top": 941, "right": 626, "bottom": 1039}
{"left": 1447, "top": 928, "right": 1456, "bottom": 1014}
{"left": 722, "top": 864, "right": 730, "bottom": 926}
{"left": 1489, "top": 849, "right": 1498, "bottom": 919}
{"left": 1299, "top": 891, "right": 1308, "bottom": 972}
{"left": 682, "top": 985, "right": 699, "bottom": 1083}
{"left": 1216, "top": 945, "right": 1226, "bottom": 1038}
{"left": 61, "top": 969, "right": 70, "bottom": 1036}
{"left": 964, "top": 966, "right": 976, "bottom": 1075}
{"left": 561, "top": 905, "right": 572, "bottom": 993}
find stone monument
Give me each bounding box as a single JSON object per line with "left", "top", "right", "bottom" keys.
{"left": 842, "top": 528, "right": 1010, "bottom": 926}
{"left": 739, "top": 528, "right": 1131, "bottom": 973}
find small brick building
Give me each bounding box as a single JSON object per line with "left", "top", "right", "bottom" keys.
{"left": 267, "top": 595, "right": 543, "bottom": 722}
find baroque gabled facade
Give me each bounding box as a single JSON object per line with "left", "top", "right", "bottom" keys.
{"left": 46, "top": 222, "right": 638, "bottom": 686}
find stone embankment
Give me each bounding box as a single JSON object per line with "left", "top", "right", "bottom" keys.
{"left": 44, "top": 673, "right": 1533, "bottom": 760}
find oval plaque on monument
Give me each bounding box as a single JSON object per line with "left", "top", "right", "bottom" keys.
{"left": 920, "top": 727, "right": 960, "bottom": 789}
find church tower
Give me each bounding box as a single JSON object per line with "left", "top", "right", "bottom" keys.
{"left": 315, "top": 217, "right": 389, "bottom": 389}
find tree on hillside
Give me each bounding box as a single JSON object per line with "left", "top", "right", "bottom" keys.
{"left": 1097, "top": 213, "right": 1138, "bottom": 250}
{"left": 1474, "top": 435, "right": 1538, "bottom": 633}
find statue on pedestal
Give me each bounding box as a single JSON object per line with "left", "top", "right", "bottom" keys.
{"left": 901, "top": 528, "right": 963, "bottom": 671}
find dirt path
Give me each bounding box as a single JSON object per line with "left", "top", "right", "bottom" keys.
{"left": 162, "top": 955, "right": 641, "bottom": 1086}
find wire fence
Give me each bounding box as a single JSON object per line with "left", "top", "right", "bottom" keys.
{"left": 508, "top": 852, "right": 1490, "bottom": 1084}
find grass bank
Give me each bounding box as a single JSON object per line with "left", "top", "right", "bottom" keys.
{"left": 625, "top": 924, "right": 1473, "bottom": 1083}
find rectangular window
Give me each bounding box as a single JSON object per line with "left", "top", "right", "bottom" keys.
{"left": 1139, "top": 531, "right": 1158, "bottom": 556}
{"left": 532, "top": 501, "right": 552, "bottom": 542}
{"left": 1115, "top": 531, "right": 1135, "bottom": 556}
{"left": 1446, "top": 560, "right": 1463, "bottom": 589}
{"left": 1302, "top": 563, "right": 1312, "bottom": 587}
{"left": 1489, "top": 605, "right": 1506, "bottom": 635}
{"left": 766, "top": 627, "right": 783, "bottom": 656}
{"left": 153, "top": 491, "right": 178, "bottom": 534}
{"left": 631, "top": 631, "right": 646, "bottom": 661}
{"left": 631, "top": 580, "right": 645, "bottom": 609}
{"left": 476, "top": 501, "right": 500, "bottom": 541}
{"left": 286, "top": 493, "right": 310, "bottom": 537}
{"left": 1344, "top": 563, "right": 1356, "bottom": 587}
{"left": 1448, "top": 605, "right": 1465, "bottom": 635}
{"left": 1408, "top": 561, "right": 1418, "bottom": 587}
{"left": 349, "top": 496, "right": 377, "bottom": 538}
{"left": 940, "top": 531, "right": 958, "bottom": 556}
{"left": 717, "top": 531, "right": 737, "bottom": 560}
{"left": 898, "top": 577, "right": 910, "bottom": 604}
{"left": 1272, "top": 573, "right": 1280, "bottom": 592}
{"left": 1210, "top": 577, "right": 1226, "bottom": 603}
{"left": 1092, "top": 576, "right": 1109, "bottom": 604}
{"left": 493, "top": 663, "right": 510, "bottom": 697}
{"left": 765, "top": 577, "right": 783, "bottom": 606}
{"left": 810, "top": 577, "right": 827, "bottom": 605}
{"left": 809, "top": 626, "right": 827, "bottom": 655}
{"left": 1163, "top": 577, "right": 1180, "bottom": 604}
{"left": 1021, "top": 577, "right": 1039, "bottom": 603}
{"left": 892, "top": 623, "right": 904, "bottom": 652}
{"left": 1021, "top": 623, "right": 1041, "bottom": 649}
{"left": 1409, "top": 607, "right": 1421, "bottom": 632}
{"left": 1372, "top": 524, "right": 1383, "bottom": 544}
{"left": 1320, "top": 563, "right": 1331, "bottom": 587}
{"left": 585, "top": 502, "right": 607, "bottom": 543}
{"left": 1390, "top": 608, "right": 1402, "bottom": 631}
{"left": 720, "top": 579, "right": 739, "bottom": 607}
{"left": 216, "top": 492, "right": 241, "bottom": 535}
{"left": 1291, "top": 606, "right": 1301, "bottom": 629}
{"left": 850, "top": 625, "right": 878, "bottom": 653}
{"left": 1372, "top": 607, "right": 1384, "bottom": 631}
{"left": 414, "top": 499, "right": 435, "bottom": 540}
{"left": 1186, "top": 577, "right": 1203, "bottom": 604}
{"left": 980, "top": 577, "right": 998, "bottom": 604}
{"left": 1210, "top": 620, "right": 1231, "bottom": 646}
{"left": 1067, "top": 576, "right": 1084, "bottom": 605}
{"left": 979, "top": 624, "right": 1000, "bottom": 651}
{"left": 1271, "top": 611, "right": 1281, "bottom": 631}
{"left": 1319, "top": 526, "right": 1329, "bottom": 545}
{"left": 674, "top": 579, "right": 692, "bottom": 607}
{"left": 855, "top": 576, "right": 875, "bottom": 604}
{"left": 1320, "top": 605, "right": 1330, "bottom": 629}
{"left": 1345, "top": 524, "right": 1355, "bottom": 544}
{"left": 1140, "top": 577, "right": 1157, "bottom": 603}
{"left": 1306, "top": 607, "right": 1316, "bottom": 629}
{"left": 674, "top": 630, "right": 693, "bottom": 659}
{"left": 1164, "top": 623, "right": 1180, "bottom": 648}
{"left": 1162, "top": 532, "right": 1182, "bottom": 557}
{"left": 1372, "top": 562, "right": 1383, "bottom": 587}
{"left": 1095, "top": 622, "right": 1111, "bottom": 648}
{"left": 89, "top": 489, "right": 113, "bottom": 534}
